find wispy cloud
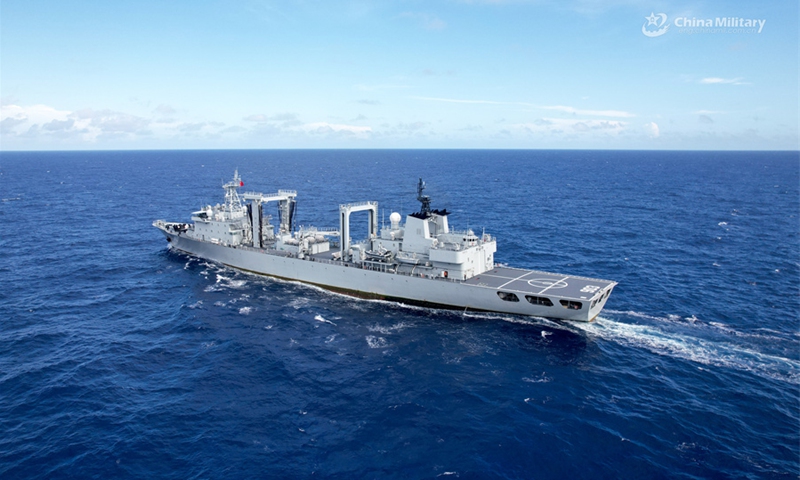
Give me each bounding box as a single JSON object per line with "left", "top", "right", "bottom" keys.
{"left": 399, "top": 12, "right": 446, "bottom": 31}
{"left": 410, "top": 96, "right": 636, "bottom": 117}
{"left": 354, "top": 84, "right": 411, "bottom": 92}
{"left": 693, "top": 109, "right": 726, "bottom": 115}
{"left": 540, "top": 105, "right": 636, "bottom": 118}
{"left": 699, "top": 77, "right": 750, "bottom": 85}
{"left": 421, "top": 69, "right": 456, "bottom": 76}
{"left": 154, "top": 104, "right": 176, "bottom": 115}
{"left": 410, "top": 96, "right": 518, "bottom": 106}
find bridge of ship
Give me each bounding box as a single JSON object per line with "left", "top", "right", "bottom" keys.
{"left": 463, "top": 266, "right": 615, "bottom": 303}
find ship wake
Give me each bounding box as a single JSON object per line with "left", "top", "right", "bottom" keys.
{"left": 572, "top": 315, "right": 799, "bottom": 384}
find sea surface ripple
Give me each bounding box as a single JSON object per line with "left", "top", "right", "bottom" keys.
{"left": 0, "top": 150, "right": 797, "bottom": 479}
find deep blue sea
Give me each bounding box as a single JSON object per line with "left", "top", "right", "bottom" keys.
{"left": 0, "top": 150, "right": 798, "bottom": 479}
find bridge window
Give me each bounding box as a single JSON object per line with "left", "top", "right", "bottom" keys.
{"left": 497, "top": 291, "right": 520, "bottom": 302}
{"left": 559, "top": 300, "right": 583, "bottom": 310}
{"left": 525, "top": 295, "right": 553, "bottom": 306}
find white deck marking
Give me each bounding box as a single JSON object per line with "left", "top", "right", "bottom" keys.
{"left": 497, "top": 271, "right": 534, "bottom": 290}
{"left": 527, "top": 278, "right": 568, "bottom": 290}
{"left": 479, "top": 273, "right": 517, "bottom": 281}
{"left": 537, "top": 276, "right": 571, "bottom": 295}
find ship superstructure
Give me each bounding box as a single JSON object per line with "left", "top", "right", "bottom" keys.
{"left": 154, "top": 171, "right": 616, "bottom": 321}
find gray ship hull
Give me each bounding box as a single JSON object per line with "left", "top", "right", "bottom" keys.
{"left": 160, "top": 230, "right": 614, "bottom": 322}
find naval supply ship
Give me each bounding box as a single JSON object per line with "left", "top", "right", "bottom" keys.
{"left": 154, "top": 171, "right": 616, "bottom": 321}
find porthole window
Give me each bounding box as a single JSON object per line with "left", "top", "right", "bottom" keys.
{"left": 497, "top": 291, "right": 520, "bottom": 302}
{"left": 559, "top": 300, "right": 583, "bottom": 310}
{"left": 525, "top": 295, "right": 553, "bottom": 307}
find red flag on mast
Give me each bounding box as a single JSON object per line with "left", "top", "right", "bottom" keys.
{"left": 239, "top": 180, "right": 244, "bottom": 187}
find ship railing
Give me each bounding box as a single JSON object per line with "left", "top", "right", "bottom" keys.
{"left": 297, "top": 226, "right": 340, "bottom": 235}
{"left": 340, "top": 201, "right": 378, "bottom": 209}
{"left": 227, "top": 242, "right": 465, "bottom": 282}
{"left": 433, "top": 239, "right": 493, "bottom": 251}
{"left": 433, "top": 243, "right": 463, "bottom": 252}
{"left": 444, "top": 229, "right": 494, "bottom": 242}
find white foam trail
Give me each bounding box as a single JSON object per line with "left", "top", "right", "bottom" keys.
{"left": 239, "top": 306, "right": 253, "bottom": 315}
{"left": 605, "top": 309, "right": 787, "bottom": 342}
{"left": 464, "top": 311, "right": 562, "bottom": 329}
{"left": 314, "top": 314, "right": 336, "bottom": 326}
{"left": 573, "top": 317, "right": 799, "bottom": 384}
{"left": 522, "top": 373, "right": 551, "bottom": 383}
{"left": 365, "top": 335, "right": 388, "bottom": 348}
{"left": 288, "top": 298, "right": 310, "bottom": 309}
{"left": 367, "top": 322, "right": 408, "bottom": 334}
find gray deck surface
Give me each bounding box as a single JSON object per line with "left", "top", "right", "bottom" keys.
{"left": 463, "top": 266, "right": 615, "bottom": 300}
{"left": 305, "top": 249, "right": 615, "bottom": 302}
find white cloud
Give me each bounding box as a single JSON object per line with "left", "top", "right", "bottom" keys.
{"left": 302, "top": 122, "right": 372, "bottom": 135}
{"left": 2, "top": 104, "right": 69, "bottom": 126}
{"left": 1, "top": 103, "right": 153, "bottom": 143}
{"left": 644, "top": 122, "right": 660, "bottom": 138}
{"left": 72, "top": 109, "right": 151, "bottom": 134}
{"left": 515, "top": 118, "right": 626, "bottom": 135}
{"left": 699, "top": 77, "right": 749, "bottom": 85}
{"left": 43, "top": 119, "right": 76, "bottom": 131}
{"left": 0, "top": 116, "right": 27, "bottom": 134}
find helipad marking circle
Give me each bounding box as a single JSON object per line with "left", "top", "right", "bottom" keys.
{"left": 527, "top": 278, "right": 568, "bottom": 289}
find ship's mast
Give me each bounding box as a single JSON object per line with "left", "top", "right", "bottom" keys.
{"left": 416, "top": 178, "right": 431, "bottom": 216}
{"left": 223, "top": 169, "right": 244, "bottom": 214}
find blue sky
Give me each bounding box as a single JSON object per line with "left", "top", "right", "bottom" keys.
{"left": 1, "top": 0, "right": 797, "bottom": 150}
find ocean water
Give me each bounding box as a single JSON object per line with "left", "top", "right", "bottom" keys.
{"left": 0, "top": 149, "right": 797, "bottom": 479}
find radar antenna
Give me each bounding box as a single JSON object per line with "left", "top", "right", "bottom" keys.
{"left": 416, "top": 178, "right": 431, "bottom": 216}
